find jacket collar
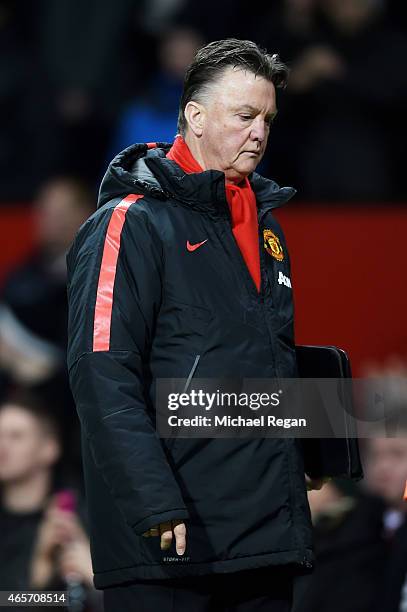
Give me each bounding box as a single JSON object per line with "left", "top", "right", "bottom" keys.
{"left": 98, "top": 142, "right": 296, "bottom": 217}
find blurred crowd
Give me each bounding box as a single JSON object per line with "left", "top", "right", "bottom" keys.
{"left": 1, "top": 0, "right": 407, "bottom": 202}
{"left": 1, "top": 0, "right": 407, "bottom": 610}
{"left": 0, "top": 180, "right": 100, "bottom": 610}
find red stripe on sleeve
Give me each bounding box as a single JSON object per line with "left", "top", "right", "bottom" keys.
{"left": 93, "top": 194, "right": 144, "bottom": 351}
{"left": 146, "top": 142, "right": 157, "bottom": 149}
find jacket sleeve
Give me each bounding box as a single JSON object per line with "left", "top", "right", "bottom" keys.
{"left": 66, "top": 195, "right": 189, "bottom": 535}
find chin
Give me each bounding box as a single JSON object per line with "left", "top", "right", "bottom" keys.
{"left": 225, "top": 161, "right": 260, "bottom": 184}
{"left": 237, "top": 161, "right": 259, "bottom": 177}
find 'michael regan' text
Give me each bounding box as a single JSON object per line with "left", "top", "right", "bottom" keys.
{"left": 167, "top": 415, "right": 307, "bottom": 429}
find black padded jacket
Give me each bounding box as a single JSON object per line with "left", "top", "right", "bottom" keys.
{"left": 66, "top": 142, "right": 314, "bottom": 588}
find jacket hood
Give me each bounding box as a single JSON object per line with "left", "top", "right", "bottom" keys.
{"left": 98, "top": 142, "right": 296, "bottom": 217}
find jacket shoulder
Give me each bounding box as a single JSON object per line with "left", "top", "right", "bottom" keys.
{"left": 67, "top": 193, "right": 163, "bottom": 267}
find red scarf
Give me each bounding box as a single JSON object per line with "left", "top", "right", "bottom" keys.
{"left": 167, "top": 136, "right": 261, "bottom": 292}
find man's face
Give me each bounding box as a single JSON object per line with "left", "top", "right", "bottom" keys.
{"left": 197, "top": 67, "right": 277, "bottom": 183}
{"left": 35, "top": 181, "right": 91, "bottom": 257}
{"left": 0, "top": 405, "right": 58, "bottom": 482}
{"left": 364, "top": 437, "right": 407, "bottom": 508}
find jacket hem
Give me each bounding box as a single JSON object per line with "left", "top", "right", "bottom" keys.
{"left": 93, "top": 547, "right": 315, "bottom": 589}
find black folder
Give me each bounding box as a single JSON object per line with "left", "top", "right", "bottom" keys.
{"left": 295, "top": 345, "right": 364, "bottom": 481}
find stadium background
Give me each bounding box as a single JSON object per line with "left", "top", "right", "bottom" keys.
{"left": 0, "top": 1, "right": 406, "bottom": 611}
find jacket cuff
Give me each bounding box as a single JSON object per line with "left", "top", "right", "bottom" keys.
{"left": 133, "top": 508, "right": 190, "bottom": 536}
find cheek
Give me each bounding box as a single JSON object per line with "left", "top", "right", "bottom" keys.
{"left": 225, "top": 132, "right": 250, "bottom": 159}
{"left": 209, "top": 132, "right": 240, "bottom": 162}
{"left": 204, "top": 118, "right": 252, "bottom": 166}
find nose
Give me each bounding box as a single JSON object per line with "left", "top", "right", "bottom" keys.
{"left": 249, "top": 117, "right": 267, "bottom": 143}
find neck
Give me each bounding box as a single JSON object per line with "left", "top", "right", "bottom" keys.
{"left": 183, "top": 133, "right": 245, "bottom": 186}
{"left": 2, "top": 470, "right": 52, "bottom": 513}
{"left": 183, "top": 133, "right": 207, "bottom": 171}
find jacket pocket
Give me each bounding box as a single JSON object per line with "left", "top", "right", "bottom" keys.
{"left": 154, "top": 299, "right": 211, "bottom": 373}
{"left": 163, "top": 353, "right": 201, "bottom": 457}
{"left": 183, "top": 354, "right": 201, "bottom": 392}
{"left": 155, "top": 300, "right": 210, "bottom": 456}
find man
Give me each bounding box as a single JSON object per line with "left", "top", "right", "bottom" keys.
{"left": 293, "top": 479, "right": 386, "bottom": 612}
{"left": 67, "top": 39, "right": 321, "bottom": 611}
{"left": 0, "top": 390, "right": 103, "bottom": 611}
{"left": 0, "top": 177, "right": 94, "bottom": 473}
{"left": 1, "top": 177, "right": 94, "bottom": 367}
{"left": 0, "top": 391, "right": 62, "bottom": 592}
{"left": 363, "top": 435, "right": 407, "bottom": 611}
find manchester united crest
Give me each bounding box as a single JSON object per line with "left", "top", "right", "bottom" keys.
{"left": 263, "top": 229, "right": 284, "bottom": 261}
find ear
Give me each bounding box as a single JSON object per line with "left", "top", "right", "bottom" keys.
{"left": 184, "top": 100, "right": 205, "bottom": 137}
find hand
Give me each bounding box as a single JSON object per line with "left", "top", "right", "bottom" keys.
{"left": 58, "top": 540, "right": 94, "bottom": 587}
{"left": 305, "top": 473, "right": 332, "bottom": 491}
{"left": 35, "top": 499, "right": 88, "bottom": 557}
{"left": 142, "top": 520, "right": 186, "bottom": 555}
{"left": 29, "top": 496, "right": 89, "bottom": 588}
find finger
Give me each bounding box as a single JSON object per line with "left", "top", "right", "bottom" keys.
{"left": 173, "top": 521, "right": 186, "bottom": 556}
{"left": 159, "top": 522, "right": 173, "bottom": 550}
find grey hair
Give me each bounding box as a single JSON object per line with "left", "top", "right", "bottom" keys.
{"left": 177, "top": 38, "right": 289, "bottom": 136}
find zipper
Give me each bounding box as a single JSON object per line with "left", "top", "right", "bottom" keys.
{"left": 183, "top": 354, "right": 201, "bottom": 392}
{"left": 221, "top": 197, "right": 311, "bottom": 563}
{"left": 214, "top": 183, "right": 267, "bottom": 300}
{"left": 218, "top": 216, "right": 261, "bottom": 298}
{"left": 259, "top": 211, "right": 310, "bottom": 563}
{"left": 221, "top": 203, "right": 275, "bottom": 299}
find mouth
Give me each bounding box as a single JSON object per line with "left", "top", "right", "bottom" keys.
{"left": 240, "top": 150, "right": 261, "bottom": 157}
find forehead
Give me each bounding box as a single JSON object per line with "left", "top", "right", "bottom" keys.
{"left": 209, "top": 66, "right": 277, "bottom": 112}
{"left": 0, "top": 405, "right": 37, "bottom": 430}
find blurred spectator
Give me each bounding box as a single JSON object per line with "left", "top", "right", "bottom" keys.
{"left": 363, "top": 434, "right": 407, "bottom": 611}
{"left": 258, "top": 0, "right": 407, "bottom": 200}
{"left": 0, "top": 390, "right": 102, "bottom": 610}
{"left": 293, "top": 0, "right": 407, "bottom": 200}
{"left": 246, "top": 0, "right": 319, "bottom": 181}
{"left": 0, "top": 0, "right": 45, "bottom": 201}
{"left": 175, "top": 0, "right": 261, "bottom": 41}
{"left": 0, "top": 177, "right": 93, "bottom": 383}
{"left": 360, "top": 355, "right": 407, "bottom": 436}
{"left": 29, "top": 495, "right": 99, "bottom": 609}
{"left": 110, "top": 27, "right": 202, "bottom": 156}
{"left": 140, "top": 0, "right": 187, "bottom": 34}
{"left": 0, "top": 178, "right": 93, "bottom": 470}
{"left": 37, "top": 0, "right": 138, "bottom": 185}
{"left": 293, "top": 479, "right": 386, "bottom": 612}
{"left": 255, "top": 0, "right": 318, "bottom": 63}
{"left": 0, "top": 390, "right": 63, "bottom": 591}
